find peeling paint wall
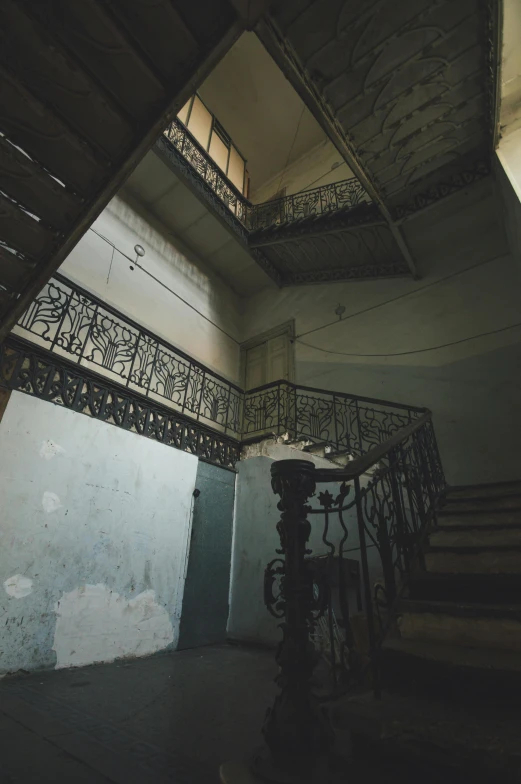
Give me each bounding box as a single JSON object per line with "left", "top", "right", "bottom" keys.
{"left": 0, "top": 392, "right": 198, "bottom": 674}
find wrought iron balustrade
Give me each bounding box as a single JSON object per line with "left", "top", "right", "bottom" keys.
{"left": 14, "top": 273, "right": 243, "bottom": 439}
{"left": 249, "top": 178, "right": 369, "bottom": 231}
{"left": 243, "top": 379, "right": 425, "bottom": 457}
{"left": 162, "top": 117, "right": 370, "bottom": 232}
{"left": 260, "top": 413, "right": 446, "bottom": 775}
{"left": 14, "top": 274, "right": 433, "bottom": 477}
{"left": 163, "top": 117, "right": 252, "bottom": 225}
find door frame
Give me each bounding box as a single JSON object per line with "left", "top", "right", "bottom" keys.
{"left": 240, "top": 319, "right": 296, "bottom": 389}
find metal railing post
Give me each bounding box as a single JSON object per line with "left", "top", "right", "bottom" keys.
{"left": 256, "top": 459, "right": 333, "bottom": 778}
{"left": 354, "top": 475, "right": 381, "bottom": 698}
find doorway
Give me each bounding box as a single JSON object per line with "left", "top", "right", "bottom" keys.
{"left": 241, "top": 320, "right": 295, "bottom": 391}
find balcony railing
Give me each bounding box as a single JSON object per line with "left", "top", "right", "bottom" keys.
{"left": 243, "top": 379, "right": 425, "bottom": 455}
{"left": 13, "top": 274, "right": 427, "bottom": 468}
{"left": 14, "top": 273, "right": 243, "bottom": 439}
{"left": 249, "top": 178, "right": 369, "bottom": 231}
{"left": 163, "top": 118, "right": 251, "bottom": 225}
{"left": 162, "top": 117, "right": 370, "bottom": 232}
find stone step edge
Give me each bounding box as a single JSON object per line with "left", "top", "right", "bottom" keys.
{"left": 433, "top": 522, "right": 521, "bottom": 531}
{"left": 397, "top": 598, "right": 521, "bottom": 620}
{"left": 409, "top": 571, "right": 521, "bottom": 583}
{"left": 382, "top": 636, "right": 521, "bottom": 673}
{"left": 428, "top": 544, "right": 521, "bottom": 553}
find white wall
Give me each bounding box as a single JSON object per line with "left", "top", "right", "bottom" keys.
{"left": 59, "top": 195, "right": 242, "bottom": 384}
{"left": 251, "top": 140, "right": 356, "bottom": 204}
{"left": 0, "top": 392, "right": 198, "bottom": 674}
{"left": 241, "top": 180, "right": 521, "bottom": 485}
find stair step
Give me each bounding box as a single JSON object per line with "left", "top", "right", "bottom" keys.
{"left": 446, "top": 480, "right": 521, "bottom": 501}
{"left": 399, "top": 598, "right": 521, "bottom": 620}
{"left": 408, "top": 572, "right": 521, "bottom": 603}
{"left": 430, "top": 526, "right": 521, "bottom": 547}
{"left": 380, "top": 637, "right": 521, "bottom": 714}
{"left": 425, "top": 546, "right": 521, "bottom": 574}
{"left": 441, "top": 495, "right": 521, "bottom": 513}
{"left": 384, "top": 636, "right": 521, "bottom": 674}
{"left": 397, "top": 599, "right": 521, "bottom": 652}
{"left": 330, "top": 687, "right": 521, "bottom": 782}
{"left": 436, "top": 509, "right": 521, "bottom": 526}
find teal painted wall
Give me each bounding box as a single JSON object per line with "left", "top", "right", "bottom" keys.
{"left": 178, "top": 460, "right": 236, "bottom": 649}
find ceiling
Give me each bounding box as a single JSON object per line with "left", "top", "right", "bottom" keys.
{"left": 122, "top": 149, "right": 273, "bottom": 297}
{"left": 261, "top": 0, "right": 500, "bottom": 214}
{"left": 198, "top": 31, "right": 333, "bottom": 192}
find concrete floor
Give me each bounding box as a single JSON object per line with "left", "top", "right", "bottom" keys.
{"left": 0, "top": 643, "right": 463, "bottom": 783}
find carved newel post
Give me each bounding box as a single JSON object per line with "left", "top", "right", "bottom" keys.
{"left": 254, "top": 459, "right": 334, "bottom": 782}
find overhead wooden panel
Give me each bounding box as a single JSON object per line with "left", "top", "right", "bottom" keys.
{"left": 0, "top": 65, "right": 105, "bottom": 195}
{"left": 22, "top": 0, "right": 167, "bottom": 119}
{"left": 0, "top": 194, "right": 55, "bottom": 260}
{"left": 0, "top": 247, "right": 34, "bottom": 290}
{"left": 0, "top": 0, "right": 134, "bottom": 159}
{"left": 0, "top": 136, "right": 82, "bottom": 231}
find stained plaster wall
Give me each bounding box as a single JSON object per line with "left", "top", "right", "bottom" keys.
{"left": 0, "top": 392, "right": 198, "bottom": 674}
{"left": 57, "top": 195, "right": 242, "bottom": 384}
{"left": 241, "top": 180, "right": 521, "bottom": 485}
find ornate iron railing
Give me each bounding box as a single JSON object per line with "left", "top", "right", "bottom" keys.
{"left": 243, "top": 379, "right": 425, "bottom": 455}
{"left": 162, "top": 117, "right": 370, "bottom": 232}
{"left": 14, "top": 274, "right": 434, "bottom": 476}
{"left": 14, "top": 273, "right": 243, "bottom": 439}
{"left": 163, "top": 117, "right": 251, "bottom": 225}
{"left": 249, "top": 178, "right": 369, "bottom": 231}
{"left": 15, "top": 275, "right": 424, "bottom": 454}
{"left": 259, "top": 414, "right": 446, "bottom": 776}
{"left": 0, "top": 336, "right": 240, "bottom": 470}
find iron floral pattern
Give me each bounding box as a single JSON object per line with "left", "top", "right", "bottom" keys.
{"left": 15, "top": 274, "right": 243, "bottom": 438}
{"left": 0, "top": 337, "right": 240, "bottom": 470}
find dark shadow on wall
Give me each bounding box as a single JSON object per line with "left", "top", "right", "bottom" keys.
{"left": 297, "top": 340, "right": 521, "bottom": 486}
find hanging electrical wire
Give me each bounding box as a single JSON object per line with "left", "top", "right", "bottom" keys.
{"left": 295, "top": 253, "right": 508, "bottom": 340}
{"left": 89, "top": 227, "right": 240, "bottom": 345}
{"left": 275, "top": 103, "right": 307, "bottom": 196}
{"left": 296, "top": 321, "right": 521, "bottom": 358}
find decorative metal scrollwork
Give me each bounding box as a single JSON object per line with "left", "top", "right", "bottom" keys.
{"left": 15, "top": 274, "right": 243, "bottom": 439}
{"left": 264, "top": 558, "right": 285, "bottom": 619}
{"left": 162, "top": 116, "right": 370, "bottom": 234}
{"left": 1, "top": 336, "right": 241, "bottom": 471}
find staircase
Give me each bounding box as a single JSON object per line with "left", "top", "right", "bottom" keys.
{"left": 331, "top": 481, "right": 521, "bottom": 782}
